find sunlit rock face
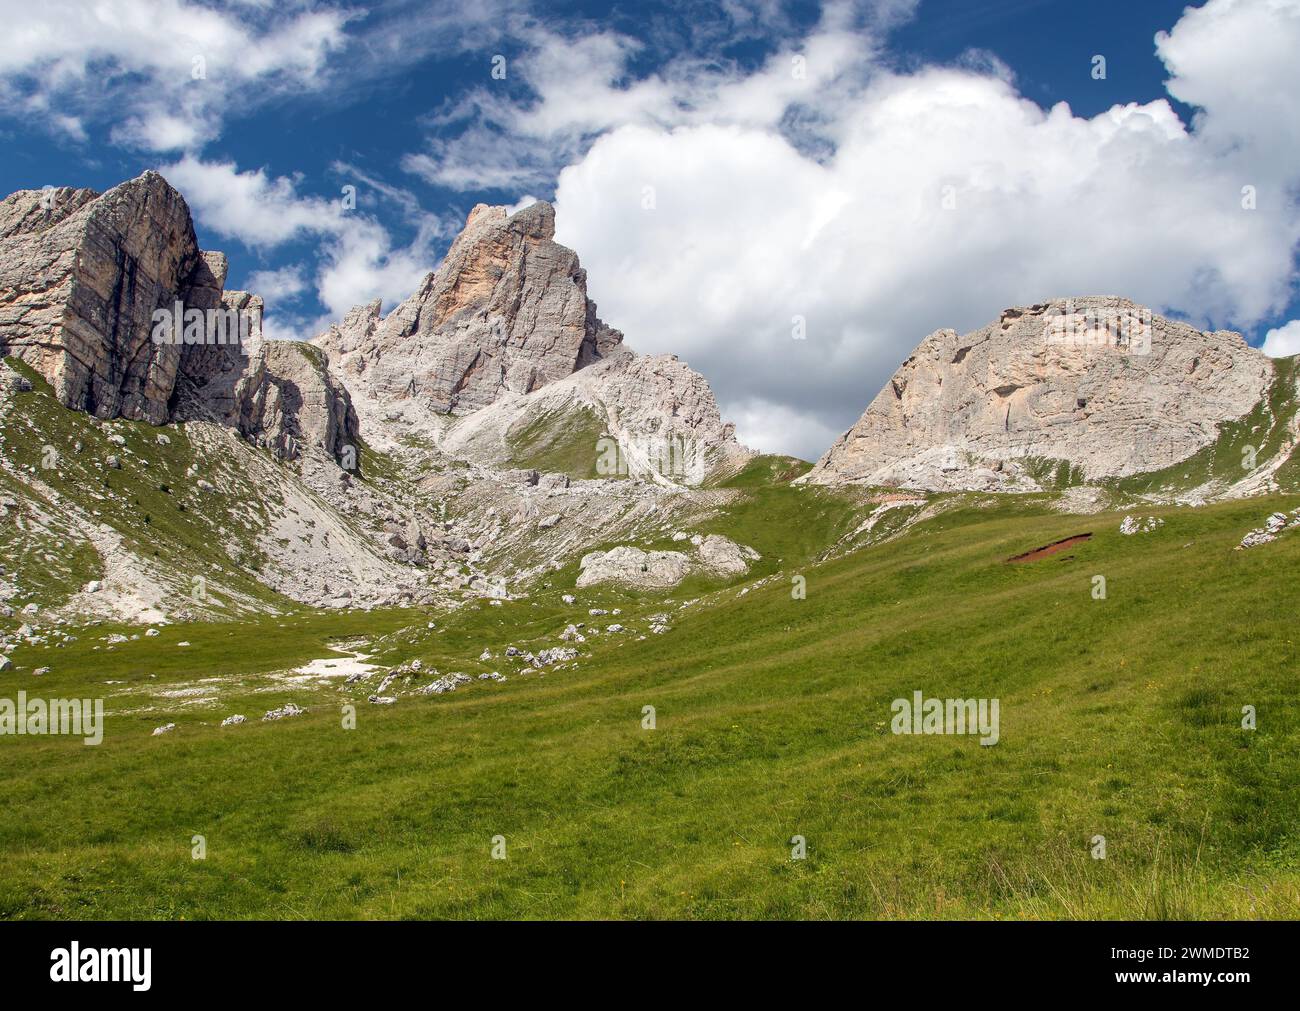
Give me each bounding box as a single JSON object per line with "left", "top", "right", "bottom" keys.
{"left": 804, "top": 296, "right": 1273, "bottom": 491}
{"left": 311, "top": 201, "right": 624, "bottom": 417}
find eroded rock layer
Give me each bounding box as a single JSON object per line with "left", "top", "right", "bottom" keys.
{"left": 805, "top": 297, "right": 1273, "bottom": 491}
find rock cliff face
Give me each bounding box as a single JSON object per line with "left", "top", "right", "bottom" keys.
{"left": 234, "top": 340, "right": 358, "bottom": 462}
{"left": 804, "top": 297, "right": 1274, "bottom": 491}
{"left": 312, "top": 201, "right": 749, "bottom": 483}
{"left": 170, "top": 289, "right": 264, "bottom": 427}
{"left": 439, "top": 348, "right": 750, "bottom": 485}
{"left": 0, "top": 171, "right": 353, "bottom": 463}
{"left": 0, "top": 172, "right": 214, "bottom": 423}
{"left": 312, "top": 201, "right": 623, "bottom": 417}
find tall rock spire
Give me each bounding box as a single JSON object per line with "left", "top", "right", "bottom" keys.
{"left": 312, "top": 200, "right": 623, "bottom": 415}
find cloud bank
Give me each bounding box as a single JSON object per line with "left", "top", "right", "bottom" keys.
{"left": 537, "top": 0, "right": 1300, "bottom": 458}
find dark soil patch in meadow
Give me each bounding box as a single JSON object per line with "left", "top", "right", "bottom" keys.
{"left": 1007, "top": 533, "right": 1092, "bottom": 563}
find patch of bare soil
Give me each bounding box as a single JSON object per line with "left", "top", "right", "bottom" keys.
{"left": 1007, "top": 533, "right": 1092, "bottom": 563}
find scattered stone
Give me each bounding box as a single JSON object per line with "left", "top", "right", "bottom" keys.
{"left": 696, "top": 534, "right": 758, "bottom": 576}
{"left": 578, "top": 546, "right": 693, "bottom": 589}
{"left": 1, "top": 368, "right": 32, "bottom": 393}
{"left": 367, "top": 695, "right": 396, "bottom": 705}
{"left": 263, "top": 702, "right": 305, "bottom": 721}
{"left": 1120, "top": 515, "right": 1164, "bottom": 535}
{"left": 535, "top": 646, "right": 578, "bottom": 665}
{"left": 419, "top": 672, "right": 473, "bottom": 695}
{"left": 152, "top": 723, "right": 176, "bottom": 736}
{"left": 220, "top": 714, "right": 246, "bottom": 727}
{"left": 1237, "top": 508, "right": 1300, "bottom": 549}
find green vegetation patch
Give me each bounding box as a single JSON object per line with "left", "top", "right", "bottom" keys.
{"left": 504, "top": 405, "right": 610, "bottom": 479}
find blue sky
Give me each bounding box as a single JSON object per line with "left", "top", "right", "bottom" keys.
{"left": 3, "top": 0, "right": 1298, "bottom": 458}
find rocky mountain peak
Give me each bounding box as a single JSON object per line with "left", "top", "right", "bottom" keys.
{"left": 804, "top": 296, "right": 1274, "bottom": 491}
{"left": 464, "top": 199, "right": 555, "bottom": 239}
{"left": 0, "top": 171, "right": 356, "bottom": 461}
{"left": 312, "top": 200, "right": 622, "bottom": 419}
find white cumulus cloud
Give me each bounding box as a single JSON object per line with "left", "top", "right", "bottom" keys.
{"left": 533, "top": 0, "right": 1300, "bottom": 458}
{"left": 161, "top": 156, "right": 439, "bottom": 322}
{"left": 1262, "top": 320, "right": 1300, "bottom": 358}
{"left": 0, "top": 0, "right": 351, "bottom": 152}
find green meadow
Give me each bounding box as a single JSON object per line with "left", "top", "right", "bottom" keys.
{"left": 2, "top": 472, "right": 1298, "bottom": 919}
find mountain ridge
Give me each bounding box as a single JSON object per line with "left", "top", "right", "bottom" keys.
{"left": 0, "top": 173, "right": 756, "bottom": 624}
{"left": 803, "top": 295, "right": 1287, "bottom": 498}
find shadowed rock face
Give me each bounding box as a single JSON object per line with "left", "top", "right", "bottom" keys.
{"left": 0, "top": 172, "right": 215, "bottom": 424}
{"left": 235, "top": 340, "right": 359, "bottom": 463}
{"left": 804, "top": 296, "right": 1274, "bottom": 491}
{"left": 312, "top": 201, "right": 624, "bottom": 415}
{"left": 170, "top": 289, "right": 263, "bottom": 428}
{"left": 0, "top": 171, "right": 354, "bottom": 462}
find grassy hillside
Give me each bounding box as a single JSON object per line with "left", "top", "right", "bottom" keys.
{"left": 504, "top": 405, "right": 611, "bottom": 479}
{"left": 2, "top": 481, "right": 1298, "bottom": 919}
{"left": 0, "top": 358, "right": 291, "bottom": 615}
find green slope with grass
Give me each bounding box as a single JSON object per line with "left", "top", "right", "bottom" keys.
{"left": 504, "top": 405, "right": 611, "bottom": 479}
{"left": 2, "top": 478, "right": 1298, "bottom": 919}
